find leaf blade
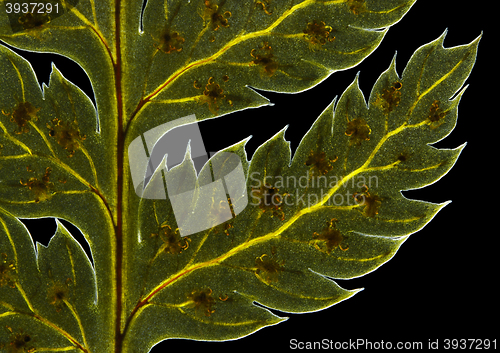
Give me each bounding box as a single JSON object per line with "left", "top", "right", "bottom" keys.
{"left": 124, "top": 32, "right": 479, "bottom": 349}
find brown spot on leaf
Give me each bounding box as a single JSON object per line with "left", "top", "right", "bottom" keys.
{"left": 374, "top": 81, "right": 402, "bottom": 114}
{"left": 152, "top": 224, "right": 190, "bottom": 255}
{"left": 354, "top": 186, "right": 381, "bottom": 217}
{"left": 312, "top": 218, "right": 348, "bottom": 254}
{"left": 47, "top": 118, "right": 86, "bottom": 157}
{"left": 397, "top": 153, "right": 408, "bottom": 162}
{"left": 20, "top": 167, "right": 54, "bottom": 203}
{"left": 0, "top": 253, "right": 16, "bottom": 288}
{"left": 201, "top": 0, "right": 231, "bottom": 31}
{"left": 303, "top": 20, "right": 335, "bottom": 51}
{"left": 157, "top": 28, "right": 185, "bottom": 54}
{"left": 47, "top": 278, "right": 72, "bottom": 312}
{"left": 195, "top": 77, "right": 228, "bottom": 114}
{"left": 251, "top": 183, "right": 286, "bottom": 220}
{"left": 3, "top": 101, "right": 40, "bottom": 135}
{"left": 4, "top": 327, "right": 35, "bottom": 353}
{"left": 250, "top": 42, "right": 279, "bottom": 77}
{"left": 188, "top": 288, "right": 216, "bottom": 316}
{"left": 18, "top": 11, "right": 51, "bottom": 31}
{"left": 347, "top": 0, "right": 367, "bottom": 15}
{"left": 305, "top": 150, "right": 337, "bottom": 176}
{"left": 255, "top": 0, "right": 273, "bottom": 15}
{"left": 427, "top": 100, "right": 446, "bottom": 129}
{"left": 345, "top": 118, "right": 371, "bottom": 145}
{"left": 255, "top": 253, "right": 285, "bottom": 283}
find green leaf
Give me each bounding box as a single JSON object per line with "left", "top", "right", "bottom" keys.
{"left": 122, "top": 31, "right": 479, "bottom": 351}
{"left": 0, "top": 209, "right": 99, "bottom": 351}
{"left": 0, "top": 0, "right": 482, "bottom": 352}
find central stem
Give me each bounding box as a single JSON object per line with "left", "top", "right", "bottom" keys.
{"left": 114, "top": 0, "right": 124, "bottom": 352}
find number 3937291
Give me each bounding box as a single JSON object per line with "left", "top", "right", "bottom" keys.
{"left": 5, "top": 2, "right": 59, "bottom": 14}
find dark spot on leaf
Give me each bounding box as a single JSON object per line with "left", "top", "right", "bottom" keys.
{"left": 250, "top": 42, "right": 279, "bottom": 77}
{"left": 47, "top": 278, "right": 72, "bottom": 312}
{"left": 152, "top": 225, "right": 190, "bottom": 254}
{"left": 303, "top": 20, "right": 335, "bottom": 51}
{"left": 188, "top": 288, "right": 216, "bottom": 316}
{"left": 18, "top": 12, "right": 51, "bottom": 31}
{"left": 157, "top": 28, "right": 185, "bottom": 54}
{"left": 196, "top": 77, "right": 229, "bottom": 114}
{"left": 201, "top": 0, "right": 231, "bottom": 31}
{"left": 347, "top": 0, "right": 367, "bottom": 15}
{"left": 305, "top": 150, "right": 337, "bottom": 176}
{"left": 47, "top": 118, "right": 86, "bottom": 157}
{"left": 427, "top": 100, "right": 446, "bottom": 129}
{"left": 20, "top": 167, "right": 54, "bottom": 203}
{"left": 312, "top": 219, "right": 348, "bottom": 253}
{"left": 251, "top": 183, "right": 286, "bottom": 220}
{"left": 255, "top": 253, "right": 284, "bottom": 283}
{"left": 255, "top": 0, "right": 273, "bottom": 15}
{"left": 345, "top": 118, "right": 371, "bottom": 145}
{"left": 374, "top": 81, "right": 402, "bottom": 114}
{"left": 3, "top": 101, "right": 40, "bottom": 135}
{"left": 0, "top": 253, "right": 16, "bottom": 288}
{"left": 354, "top": 186, "right": 381, "bottom": 217}
{"left": 5, "top": 328, "right": 35, "bottom": 353}
{"left": 397, "top": 153, "right": 408, "bottom": 162}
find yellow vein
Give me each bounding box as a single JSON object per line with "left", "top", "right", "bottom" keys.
{"left": 64, "top": 6, "right": 115, "bottom": 65}
{"left": 366, "top": 2, "right": 411, "bottom": 14}
{"left": 395, "top": 162, "right": 443, "bottom": 173}
{"left": 332, "top": 252, "right": 389, "bottom": 262}
{"left": 0, "top": 215, "right": 19, "bottom": 272}
{"left": 382, "top": 216, "right": 424, "bottom": 223}
{"left": 15, "top": 283, "right": 36, "bottom": 312}
{"left": 64, "top": 299, "right": 90, "bottom": 350}
{"left": 88, "top": 0, "right": 99, "bottom": 29}
{"left": 183, "top": 25, "right": 210, "bottom": 67}
{"left": 261, "top": 280, "right": 344, "bottom": 302}
{"left": 0, "top": 301, "right": 15, "bottom": 311}
{"left": 0, "top": 121, "right": 32, "bottom": 153}
{"left": 65, "top": 240, "right": 77, "bottom": 287}
{"left": 176, "top": 307, "right": 267, "bottom": 327}
{"left": 30, "top": 121, "right": 57, "bottom": 157}
{"left": 6, "top": 56, "right": 24, "bottom": 100}
{"left": 150, "top": 96, "right": 201, "bottom": 104}
{"left": 80, "top": 145, "right": 100, "bottom": 189}
{"left": 0, "top": 153, "right": 31, "bottom": 160}
{"left": 0, "top": 311, "right": 16, "bottom": 318}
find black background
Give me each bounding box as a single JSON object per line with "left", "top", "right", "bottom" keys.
{"left": 5, "top": 1, "right": 496, "bottom": 351}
